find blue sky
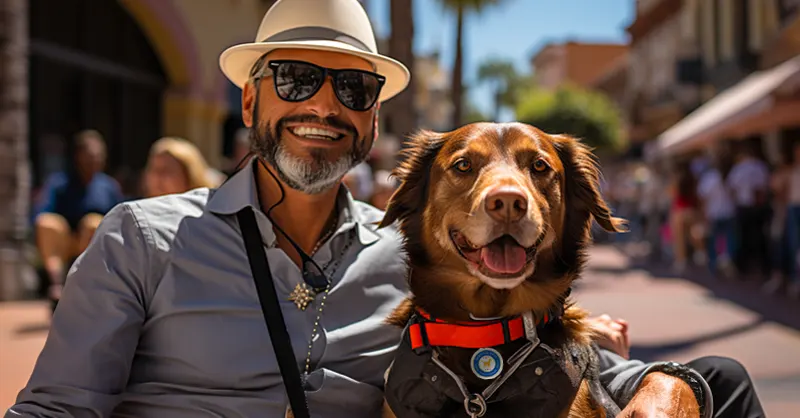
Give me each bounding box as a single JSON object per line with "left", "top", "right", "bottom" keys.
{"left": 369, "top": 0, "right": 635, "bottom": 119}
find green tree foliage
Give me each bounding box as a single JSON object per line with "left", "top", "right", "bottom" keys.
{"left": 516, "top": 85, "right": 627, "bottom": 154}
{"left": 476, "top": 58, "right": 529, "bottom": 120}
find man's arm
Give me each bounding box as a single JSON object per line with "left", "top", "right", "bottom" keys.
{"left": 597, "top": 347, "right": 713, "bottom": 418}
{"left": 6, "top": 202, "right": 154, "bottom": 418}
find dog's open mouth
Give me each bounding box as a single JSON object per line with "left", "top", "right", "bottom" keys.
{"left": 450, "top": 230, "right": 538, "bottom": 278}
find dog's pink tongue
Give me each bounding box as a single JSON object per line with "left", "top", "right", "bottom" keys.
{"left": 480, "top": 239, "right": 527, "bottom": 274}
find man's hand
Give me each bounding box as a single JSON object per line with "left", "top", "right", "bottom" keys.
{"left": 587, "top": 314, "right": 630, "bottom": 359}
{"left": 619, "top": 372, "right": 701, "bottom": 418}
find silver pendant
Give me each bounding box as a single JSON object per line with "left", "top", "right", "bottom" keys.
{"left": 289, "top": 282, "right": 316, "bottom": 311}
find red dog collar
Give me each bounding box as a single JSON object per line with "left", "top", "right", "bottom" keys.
{"left": 408, "top": 309, "right": 555, "bottom": 350}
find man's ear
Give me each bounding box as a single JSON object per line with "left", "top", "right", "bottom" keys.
{"left": 241, "top": 82, "right": 256, "bottom": 128}
{"left": 379, "top": 130, "right": 445, "bottom": 228}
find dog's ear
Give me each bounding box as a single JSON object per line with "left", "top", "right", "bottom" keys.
{"left": 553, "top": 134, "right": 627, "bottom": 234}
{"left": 379, "top": 130, "right": 446, "bottom": 228}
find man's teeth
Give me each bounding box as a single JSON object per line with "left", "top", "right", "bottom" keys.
{"left": 292, "top": 126, "right": 341, "bottom": 140}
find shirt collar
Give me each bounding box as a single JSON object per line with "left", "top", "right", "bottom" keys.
{"left": 207, "top": 157, "right": 381, "bottom": 247}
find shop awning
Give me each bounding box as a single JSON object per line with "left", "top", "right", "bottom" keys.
{"left": 655, "top": 55, "right": 800, "bottom": 157}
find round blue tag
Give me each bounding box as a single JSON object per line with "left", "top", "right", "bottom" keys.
{"left": 470, "top": 348, "right": 503, "bottom": 380}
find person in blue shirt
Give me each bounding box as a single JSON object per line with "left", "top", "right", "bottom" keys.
{"left": 32, "top": 129, "right": 123, "bottom": 311}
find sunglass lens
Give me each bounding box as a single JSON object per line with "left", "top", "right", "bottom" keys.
{"left": 274, "top": 62, "right": 323, "bottom": 101}
{"left": 335, "top": 71, "right": 381, "bottom": 111}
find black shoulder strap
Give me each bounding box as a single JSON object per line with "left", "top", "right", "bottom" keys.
{"left": 236, "top": 206, "right": 311, "bottom": 418}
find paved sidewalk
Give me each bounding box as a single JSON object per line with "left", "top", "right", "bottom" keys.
{"left": 0, "top": 301, "right": 50, "bottom": 412}
{"left": 576, "top": 245, "right": 800, "bottom": 417}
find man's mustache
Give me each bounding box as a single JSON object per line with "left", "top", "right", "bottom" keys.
{"left": 277, "top": 114, "right": 358, "bottom": 137}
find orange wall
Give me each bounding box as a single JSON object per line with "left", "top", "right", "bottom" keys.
{"left": 563, "top": 43, "right": 629, "bottom": 87}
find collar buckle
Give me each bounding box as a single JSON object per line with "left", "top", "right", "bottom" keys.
{"left": 409, "top": 313, "right": 433, "bottom": 355}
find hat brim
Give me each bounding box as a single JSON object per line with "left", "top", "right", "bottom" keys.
{"left": 219, "top": 40, "right": 411, "bottom": 103}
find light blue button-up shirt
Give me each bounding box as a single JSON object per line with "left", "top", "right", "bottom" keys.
{"left": 7, "top": 158, "right": 409, "bottom": 418}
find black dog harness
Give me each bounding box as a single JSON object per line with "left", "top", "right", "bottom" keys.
{"left": 385, "top": 309, "right": 622, "bottom": 418}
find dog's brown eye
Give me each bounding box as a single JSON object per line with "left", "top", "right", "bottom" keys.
{"left": 532, "top": 159, "right": 549, "bottom": 173}
{"left": 453, "top": 158, "right": 472, "bottom": 173}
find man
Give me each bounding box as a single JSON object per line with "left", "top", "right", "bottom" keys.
{"left": 697, "top": 156, "right": 737, "bottom": 278}
{"left": 726, "top": 144, "right": 771, "bottom": 278}
{"left": 7, "top": 0, "right": 725, "bottom": 416}
{"left": 32, "top": 129, "right": 123, "bottom": 310}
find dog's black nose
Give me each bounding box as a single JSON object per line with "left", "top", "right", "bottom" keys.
{"left": 485, "top": 187, "right": 527, "bottom": 222}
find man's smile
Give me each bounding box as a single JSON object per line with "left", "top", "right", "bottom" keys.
{"left": 287, "top": 124, "right": 346, "bottom": 142}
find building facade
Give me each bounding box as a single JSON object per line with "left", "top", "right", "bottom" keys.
{"left": 653, "top": 0, "right": 800, "bottom": 161}
{"left": 29, "top": 0, "right": 269, "bottom": 185}
{"left": 625, "top": 0, "right": 703, "bottom": 158}
{"left": 529, "top": 41, "right": 629, "bottom": 90}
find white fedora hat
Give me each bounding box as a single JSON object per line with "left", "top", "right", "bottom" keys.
{"left": 219, "top": 0, "right": 410, "bottom": 103}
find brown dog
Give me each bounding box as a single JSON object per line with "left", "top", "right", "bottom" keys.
{"left": 379, "top": 123, "right": 627, "bottom": 418}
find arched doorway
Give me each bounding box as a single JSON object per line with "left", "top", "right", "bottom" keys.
{"left": 28, "top": 0, "right": 167, "bottom": 190}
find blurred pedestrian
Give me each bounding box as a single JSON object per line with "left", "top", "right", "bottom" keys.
{"left": 225, "top": 128, "right": 252, "bottom": 176}
{"left": 143, "top": 137, "right": 219, "bottom": 198}
{"left": 726, "top": 145, "right": 771, "bottom": 279}
{"left": 778, "top": 142, "right": 800, "bottom": 299}
{"left": 370, "top": 169, "right": 397, "bottom": 211}
{"left": 341, "top": 161, "right": 374, "bottom": 201}
{"left": 32, "top": 129, "right": 123, "bottom": 311}
{"left": 668, "top": 162, "right": 703, "bottom": 273}
{"left": 763, "top": 157, "right": 791, "bottom": 294}
{"left": 696, "top": 157, "right": 736, "bottom": 278}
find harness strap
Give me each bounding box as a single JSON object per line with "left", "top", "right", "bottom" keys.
{"left": 431, "top": 337, "right": 540, "bottom": 417}
{"left": 587, "top": 376, "right": 623, "bottom": 417}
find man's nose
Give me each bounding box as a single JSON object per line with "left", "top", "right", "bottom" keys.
{"left": 304, "top": 78, "right": 340, "bottom": 118}
{"left": 484, "top": 186, "right": 527, "bottom": 223}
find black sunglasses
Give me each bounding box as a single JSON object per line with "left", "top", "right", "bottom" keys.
{"left": 259, "top": 60, "right": 386, "bottom": 112}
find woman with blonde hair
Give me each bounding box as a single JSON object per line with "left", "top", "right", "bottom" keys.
{"left": 143, "top": 137, "right": 220, "bottom": 198}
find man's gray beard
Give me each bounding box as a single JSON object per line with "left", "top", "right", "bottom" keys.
{"left": 250, "top": 125, "right": 371, "bottom": 195}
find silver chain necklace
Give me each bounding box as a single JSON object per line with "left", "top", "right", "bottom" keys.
{"left": 299, "top": 220, "right": 355, "bottom": 382}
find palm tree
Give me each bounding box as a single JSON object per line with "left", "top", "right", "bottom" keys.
{"left": 476, "top": 58, "right": 520, "bottom": 121}
{"left": 440, "top": 0, "right": 506, "bottom": 128}
{"left": 386, "top": 0, "right": 417, "bottom": 140}
{"left": 0, "top": 0, "right": 31, "bottom": 300}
